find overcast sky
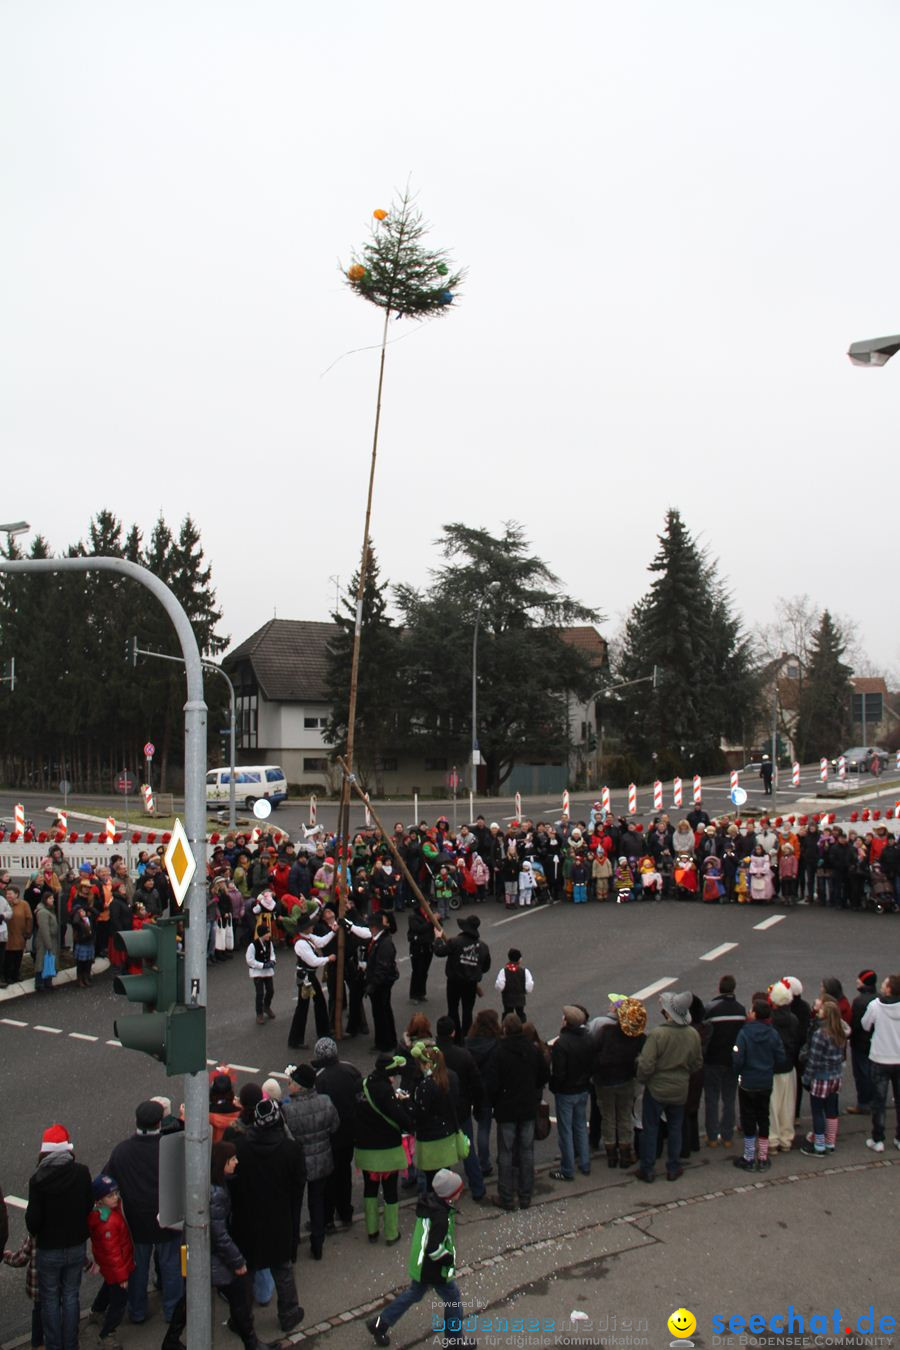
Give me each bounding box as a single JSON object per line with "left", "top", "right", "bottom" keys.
{"left": 2, "top": 1, "right": 898, "bottom": 674}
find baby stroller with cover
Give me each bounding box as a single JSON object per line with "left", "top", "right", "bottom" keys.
{"left": 531, "top": 858, "right": 551, "bottom": 905}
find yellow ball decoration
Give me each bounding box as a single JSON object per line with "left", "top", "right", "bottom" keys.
{"left": 348, "top": 264, "right": 366, "bottom": 281}
{"left": 373, "top": 208, "right": 388, "bottom": 221}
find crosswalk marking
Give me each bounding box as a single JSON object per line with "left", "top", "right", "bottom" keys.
{"left": 754, "top": 914, "right": 786, "bottom": 931}
{"left": 700, "top": 942, "right": 739, "bottom": 961}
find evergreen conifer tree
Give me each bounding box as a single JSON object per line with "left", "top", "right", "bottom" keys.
{"left": 794, "top": 610, "right": 853, "bottom": 760}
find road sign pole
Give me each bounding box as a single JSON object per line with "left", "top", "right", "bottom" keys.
{"left": 0, "top": 555, "right": 210, "bottom": 1350}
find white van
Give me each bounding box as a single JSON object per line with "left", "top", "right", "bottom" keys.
{"left": 206, "top": 765, "right": 288, "bottom": 810}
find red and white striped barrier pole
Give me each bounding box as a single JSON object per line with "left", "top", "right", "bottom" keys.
{"left": 628, "top": 783, "right": 637, "bottom": 814}
{"left": 693, "top": 775, "right": 702, "bottom": 804}
{"left": 14, "top": 803, "right": 25, "bottom": 835}
{"left": 838, "top": 756, "right": 846, "bottom": 780}
{"left": 819, "top": 758, "right": 828, "bottom": 783}
{"left": 896, "top": 751, "right": 900, "bottom": 772}
{"left": 364, "top": 796, "right": 372, "bottom": 828}
{"left": 601, "top": 785, "right": 610, "bottom": 815}
{"left": 58, "top": 810, "right": 68, "bottom": 832}
{"left": 792, "top": 762, "right": 800, "bottom": 787}
{"left": 105, "top": 816, "right": 116, "bottom": 838}
{"left": 562, "top": 789, "right": 570, "bottom": 816}
{"left": 514, "top": 791, "right": 522, "bottom": 821}
{"left": 141, "top": 784, "right": 155, "bottom": 815}
{"left": 673, "top": 777, "right": 682, "bottom": 808}
{"left": 309, "top": 794, "right": 317, "bottom": 827}
{"left": 653, "top": 780, "right": 662, "bottom": 812}
{"left": 730, "top": 770, "right": 739, "bottom": 792}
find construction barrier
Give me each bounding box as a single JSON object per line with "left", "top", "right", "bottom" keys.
{"left": 673, "top": 777, "right": 683, "bottom": 808}
{"left": 653, "top": 780, "right": 662, "bottom": 812}
{"left": 792, "top": 762, "right": 800, "bottom": 787}
{"left": 693, "top": 775, "right": 702, "bottom": 804}
{"left": 820, "top": 758, "right": 828, "bottom": 783}
{"left": 601, "top": 786, "right": 610, "bottom": 815}
{"left": 562, "top": 789, "right": 570, "bottom": 815}
{"left": 628, "top": 783, "right": 637, "bottom": 814}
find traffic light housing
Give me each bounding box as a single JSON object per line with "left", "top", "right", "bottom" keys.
{"left": 113, "top": 918, "right": 206, "bottom": 1076}
{"left": 125, "top": 636, "right": 137, "bottom": 667}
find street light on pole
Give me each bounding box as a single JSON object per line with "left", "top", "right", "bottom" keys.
{"left": 471, "top": 583, "right": 501, "bottom": 802}
{"left": 847, "top": 334, "right": 900, "bottom": 367}
{"left": 0, "top": 542, "right": 212, "bottom": 1350}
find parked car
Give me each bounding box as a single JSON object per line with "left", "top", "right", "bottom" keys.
{"left": 829, "top": 746, "right": 890, "bottom": 774}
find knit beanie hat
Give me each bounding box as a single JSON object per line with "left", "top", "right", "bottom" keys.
{"left": 254, "top": 1098, "right": 281, "bottom": 1130}
{"left": 40, "top": 1123, "right": 73, "bottom": 1154}
{"left": 313, "top": 1036, "right": 338, "bottom": 1063}
{"left": 659, "top": 990, "right": 692, "bottom": 1026}
{"left": 262, "top": 1078, "right": 283, "bottom": 1102}
{"left": 857, "top": 969, "right": 877, "bottom": 990}
{"left": 290, "top": 1063, "right": 317, "bottom": 1088}
{"left": 615, "top": 998, "right": 647, "bottom": 1037}
{"left": 135, "top": 1100, "right": 165, "bottom": 1132}
{"left": 768, "top": 979, "right": 793, "bottom": 1008}
{"left": 92, "top": 1173, "right": 117, "bottom": 1201}
{"left": 431, "top": 1168, "right": 465, "bottom": 1201}
{"left": 563, "top": 1005, "right": 587, "bottom": 1028}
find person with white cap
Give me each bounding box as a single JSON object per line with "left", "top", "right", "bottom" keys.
{"left": 366, "top": 1168, "right": 475, "bottom": 1348}
{"left": 25, "top": 1123, "right": 93, "bottom": 1350}
{"left": 633, "top": 991, "right": 703, "bottom": 1183}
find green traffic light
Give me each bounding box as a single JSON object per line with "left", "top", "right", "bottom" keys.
{"left": 112, "top": 917, "right": 205, "bottom": 1076}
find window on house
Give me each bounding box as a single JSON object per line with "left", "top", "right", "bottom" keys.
{"left": 304, "top": 716, "right": 327, "bottom": 728}
{"left": 303, "top": 757, "right": 329, "bottom": 772}
{"left": 379, "top": 757, "right": 398, "bottom": 772}
{"left": 425, "top": 757, "right": 447, "bottom": 771}
{"left": 786, "top": 662, "right": 800, "bottom": 679}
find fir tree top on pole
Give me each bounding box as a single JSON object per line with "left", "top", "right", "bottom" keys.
{"left": 344, "top": 191, "right": 465, "bottom": 319}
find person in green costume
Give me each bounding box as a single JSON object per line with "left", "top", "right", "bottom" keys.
{"left": 353, "top": 1054, "right": 413, "bottom": 1245}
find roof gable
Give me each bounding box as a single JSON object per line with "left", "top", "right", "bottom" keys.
{"left": 224, "top": 619, "right": 338, "bottom": 702}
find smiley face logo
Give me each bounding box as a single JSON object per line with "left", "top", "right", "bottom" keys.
{"left": 667, "top": 1308, "right": 697, "bottom": 1341}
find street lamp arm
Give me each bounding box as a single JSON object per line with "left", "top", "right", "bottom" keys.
{"left": 590, "top": 668, "right": 657, "bottom": 703}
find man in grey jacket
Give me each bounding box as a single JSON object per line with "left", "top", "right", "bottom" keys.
{"left": 633, "top": 991, "right": 703, "bottom": 1184}
{"left": 282, "top": 1063, "right": 340, "bottom": 1259}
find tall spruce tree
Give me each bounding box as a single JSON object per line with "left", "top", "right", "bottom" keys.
{"left": 794, "top": 611, "right": 853, "bottom": 760}
{"left": 394, "top": 523, "right": 600, "bottom": 795}
{"left": 324, "top": 543, "right": 400, "bottom": 793}
{"left": 616, "top": 509, "right": 759, "bottom": 774}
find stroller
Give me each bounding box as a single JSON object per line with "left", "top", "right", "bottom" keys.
{"left": 531, "top": 858, "right": 551, "bottom": 905}
{"left": 868, "top": 862, "right": 896, "bottom": 915}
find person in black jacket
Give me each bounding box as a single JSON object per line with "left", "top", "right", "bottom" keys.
{"left": 590, "top": 997, "right": 647, "bottom": 1168}
{"left": 26, "top": 1123, "right": 93, "bottom": 1350}
{"left": 848, "top": 969, "right": 878, "bottom": 1113}
{"left": 436, "top": 1016, "right": 486, "bottom": 1201}
{"left": 407, "top": 902, "right": 437, "bottom": 1003}
{"left": 104, "top": 1100, "right": 184, "bottom": 1324}
{"left": 702, "top": 975, "right": 747, "bottom": 1147}
{"left": 486, "top": 1014, "right": 549, "bottom": 1210}
{"left": 312, "top": 1036, "right": 363, "bottom": 1231}
{"left": 353, "top": 1055, "right": 414, "bottom": 1243}
{"left": 230, "top": 1099, "right": 305, "bottom": 1335}
{"left": 549, "top": 1007, "right": 595, "bottom": 1181}
{"left": 433, "top": 915, "right": 491, "bottom": 1038}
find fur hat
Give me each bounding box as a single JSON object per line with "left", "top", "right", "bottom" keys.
{"left": 784, "top": 976, "right": 803, "bottom": 998}
{"left": 615, "top": 998, "right": 647, "bottom": 1037}
{"left": 659, "top": 990, "right": 692, "bottom": 1026}
{"left": 768, "top": 979, "right": 793, "bottom": 1008}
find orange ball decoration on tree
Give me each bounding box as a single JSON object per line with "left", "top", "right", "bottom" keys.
{"left": 373, "top": 208, "right": 388, "bottom": 220}
{"left": 348, "top": 263, "right": 366, "bottom": 281}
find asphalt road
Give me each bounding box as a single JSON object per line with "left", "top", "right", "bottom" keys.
{"left": 2, "top": 893, "right": 897, "bottom": 1346}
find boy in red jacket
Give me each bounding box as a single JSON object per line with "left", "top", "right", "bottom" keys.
{"left": 87, "top": 1174, "right": 135, "bottom": 1346}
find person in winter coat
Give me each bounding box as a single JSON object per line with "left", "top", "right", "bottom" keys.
{"left": 366, "top": 1169, "right": 474, "bottom": 1349}
{"left": 312, "top": 1037, "right": 362, "bottom": 1231}
{"left": 435, "top": 1017, "right": 486, "bottom": 1201}
{"left": 465, "top": 1008, "right": 501, "bottom": 1176}
{"left": 820, "top": 976, "right": 852, "bottom": 1027}
{"left": 732, "top": 1001, "right": 788, "bottom": 1171}
{"left": 281, "top": 1064, "right": 340, "bottom": 1260}
{"left": 702, "top": 974, "right": 747, "bottom": 1147}
{"left": 353, "top": 1054, "right": 414, "bottom": 1244}
{"left": 246, "top": 929, "right": 277, "bottom": 1025}
{"left": 348, "top": 911, "right": 400, "bottom": 1052}
{"left": 633, "top": 991, "right": 703, "bottom": 1183}
{"left": 25, "top": 1123, "right": 94, "bottom": 1350}
{"left": 767, "top": 979, "right": 802, "bottom": 1153}
{"left": 549, "top": 1007, "right": 595, "bottom": 1181}
{"left": 495, "top": 947, "right": 534, "bottom": 1021}
{"left": 104, "top": 1100, "right": 184, "bottom": 1323}
{"left": 3, "top": 884, "right": 33, "bottom": 986}
{"left": 407, "top": 902, "right": 436, "bottom": 1003}
{"left": 33, "top": 892, "right": 59, "bottom": 993}
{"left": 87, "top": 1174, "right": 135, "bottom": 1345}
{"left": 70, "top": 900, "right": 95, "bottom": 988}
{"left": 748, "top": 846, "right": 774, "bottom": 902}
{"left": 589, "top": 997, "right": 647, "bottom": 1169}
{"left": 208, "top": 1072, "right": 243, "bottom": 1145}
{"left": 410, "top": 1042, "right": 462, "bottom": 1188}
{"left": 800, "top": 998, "right": 847, "bottom": 1157}
{"left": 592, "top": 850, "right": 613, "bottom": 900}
{"left": 847, "top": 970, "right": 878, "bottom": 1114}
{"left": 230, "top": 1100, "right": 305, "bottom": 1335}
{"left": 861, "top": 972, "right": 900, "bottom": 1153}
{"left": 486, "top": 1014, "right": 550, "bottom": 1211}
{"left": 433, "top": 914, "right": 491, "bottom": 1039}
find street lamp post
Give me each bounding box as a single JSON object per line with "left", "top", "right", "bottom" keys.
{"left": 0, "top": 546, "right": 211, "bottom": 1350}
{"left": 471, "top": 585, "right": 500, "bottom": 803}
{"left": 848, "top": 335, "right": 900, "bottom": 366}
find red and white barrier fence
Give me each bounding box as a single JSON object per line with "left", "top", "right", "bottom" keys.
{"left": 673, "top": 777, "right": 682, "bottom": 808}
{"left": 628, "top": 783, "right": 637, "bottom": 814}
{"left": 693, "top": 775, "right": 702, "bottom": 804}
{"left": 653, "top": 780, "right": 662, "bottom": 811}
{"left": 838, "top": 756, "right": 846, "bottom": 780}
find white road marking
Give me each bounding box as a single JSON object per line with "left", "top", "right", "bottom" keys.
{"left": 631, "top": 977, "right": 677, "bottom": 999}
{"left": 227, "top": 1063, "right": 259, "bottom": 1074}
{"left": 1, "top": 1017, "right": 28, "bottom": 1027}
{"left": 754, "top": 915, "right": 786, "bottom": 931}
{"left": 268, "top": 1071, "right": 291, "bottom": 1080}
{"left": 5, "top": 1195, "right": 27, "bottom": 1209}
{"left": 33, "top": 1025, "right": 63, "bottom": 1034}
{"left": 69, "top": 1032, "right": 98, "bottom": 1042}
{"left": 699, "top": 943, "right": 738, "bottom": 962}
{"left": 494, "top": 907, "right": 544, "bottom": 926}
{"left": 106, "top": 1039, "right": 122, "bottom": 1047}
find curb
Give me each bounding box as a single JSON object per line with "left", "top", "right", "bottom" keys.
{"left": 0, "top": 958, "right": 110, "bottom": 1003}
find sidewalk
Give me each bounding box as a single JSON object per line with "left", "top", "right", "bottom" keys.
{"left": 0, "top": 957, "right": 110, "bottom": 1003}
{"left": 3, "top": 1121, "right": 894, "bottom": 1350}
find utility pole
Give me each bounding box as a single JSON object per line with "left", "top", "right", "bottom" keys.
{"left": 0, "top": 552, "right": 210, "bottom": 1350}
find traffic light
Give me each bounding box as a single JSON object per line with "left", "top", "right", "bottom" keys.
{"left": 113, "top": 918, "right": 206, "bottom": 1076}
{"left": 125, "top": 636, "right": 137, "bottom": 667}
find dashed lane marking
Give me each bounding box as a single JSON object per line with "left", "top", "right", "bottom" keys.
{"left": 227, "top": 1062, "right": 260, "bottom": 1074}
{"left": 69, "top": 1032, "right": 98, "bottom": 1041}
{"left": 494, "top": 907, "right": 544, "bottom": 925}
{"left": 33, "top": 1025, "right": 63, "bottom": 1034}
{"left": 1, "top": 1017, "right": 27, "bottom": 1027}
{"left": 106, "top": 1039, "right": 121, "bottom": 1047}
{"left": 631, "top": 977, "right": 677, "bottom": 999}
{"left": 754, "top": 914, "right": 786, "bottom": 930}
{"left": 700, "top": 942, "right": 739, "bottom": 961}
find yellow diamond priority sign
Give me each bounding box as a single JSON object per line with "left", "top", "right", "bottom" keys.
{"left": 164, "top": 818, "right": 196, "bottom": 909}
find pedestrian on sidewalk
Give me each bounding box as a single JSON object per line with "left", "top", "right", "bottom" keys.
{"left": 549, "top": 1006, "right": 594, "bottom": 1181}
{"left": 590, "top": 997, "right": 647, "bottom": 1169}
{"left": 767, "top": 980, "right": 801, "bottom": 1153}
{"left": 702, "top": 974, "right": 746, "bottom": 1147}
{"left": 486, "top": 1013, "right": 549, "bottom": 1211}
{"left": 87, "top": 1174, "right": 135, "bottom": 1348}
{"left": 847, "top": 969, "right": 878, "bottom": 1114}
{"left": 366, "top": 1168, "right": 475, "bottom": 1349}
{"left": 861, "top": 972, "right": 900, "bottom": 1153}
{"left": 732, "top": 1000, "right": 787, "bottom": 1171}
{"left": 633, "top": 991, "right": 703, "bottom": 1183}
{"left": 800, "top": 998, "right": 847, "bottom": 1157}
{"left": 246, "top": 926, "right": 276, "bottom": 1025}
{"left": 25, "top": 1123, "right": 93, "bottom": 1350}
